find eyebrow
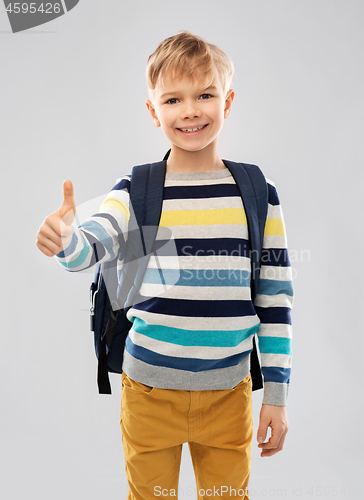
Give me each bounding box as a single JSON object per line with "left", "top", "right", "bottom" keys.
{"left": 159, "top": 85, "right": 219, "bottom": 99}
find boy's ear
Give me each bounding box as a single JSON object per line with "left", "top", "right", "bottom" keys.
{"left": 146, "top": 100, "right": 160, "bottom": 127}
{"left": 224, "top": 89, "right": 235, "bottom": 119}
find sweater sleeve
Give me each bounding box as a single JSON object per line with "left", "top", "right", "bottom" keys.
{"left": 253, "top": 179, "right": 294, "bottom": 406}
{"left": 54, "top": 175, "right": 131, "bottom": 272}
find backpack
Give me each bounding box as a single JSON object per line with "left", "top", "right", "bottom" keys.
{"left": 90, "top": 149, "right": 268, "bottom": 394}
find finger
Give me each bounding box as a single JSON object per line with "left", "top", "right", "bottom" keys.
{"left": 36, "top": 239, "right": 59, "bottom": 257}
{"left": 261, "top": 447, "right": 281, "bottom": 457}
{"left": 257, "top": 416, "right": 270, "bottom": 444}
{"left": 259, "top": 425, "right": 288, "bottom": 457}
{"left": 258, "top": 411, "right": 288, "bottom": 449}
{"left": 258, "top": 425, "right": 284, "bottom": 449}
{"left": 38, "top": 219, "right": 64, "bottom": 246}
{"left": 38, "top": 216, "right": 73, "bottom": 257}
{"left": 60, "top": 180, "right": 76, "bottom": 222}
{"left": 260, "top": 432, "right": 287, "bottom": 457}
{"left": 36, "top": 231, "right": 63, "bottom": 256}
{"left": 62, "top": 179, "right": 75, "bottom": 209}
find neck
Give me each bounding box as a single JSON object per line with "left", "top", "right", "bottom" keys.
{"left": 166, "top": 143, "right": 225, "bottom": 173}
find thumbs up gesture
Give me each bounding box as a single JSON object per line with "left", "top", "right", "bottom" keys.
{"left": 36, "top": 180, "right": 76, "bottom": 257}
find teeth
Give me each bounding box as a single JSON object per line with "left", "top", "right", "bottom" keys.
{"left": 180, "top": 125, "right": 205, "bottom": 132}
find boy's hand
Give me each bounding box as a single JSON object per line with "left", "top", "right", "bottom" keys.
{"left": 257, "top": 404, "right": 289, "bottom": 457}
{"left": 36, "top": 180, "right": 76, "bottom": 257}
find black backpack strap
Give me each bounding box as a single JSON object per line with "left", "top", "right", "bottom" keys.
{"left": 239, "top": 163, "right": 269, "bottom": 299}
{"left": 97, "top": 304, "right": 122, "bottom": 394}
{"left": 222, "top": 160, "right": 268, "bottom": 391}
{"left": 240, "top": 163, "right": 268, "bottom": 392}
{"left": 117, "top": 160, "right": 166, "bottom": 308}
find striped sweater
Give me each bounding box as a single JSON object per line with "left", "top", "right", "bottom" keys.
{"left": 56, "top": 167, "right": 293, "bottom": 405}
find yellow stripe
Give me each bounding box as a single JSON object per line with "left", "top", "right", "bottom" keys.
{"left": 264, "top": 218, "right": 285, "bottom": 236}
{"left": 100, "top": 197, "right": 130, "bottom": 222}
{"left": 160, "top": 208, "right": 247, "bottom": 227}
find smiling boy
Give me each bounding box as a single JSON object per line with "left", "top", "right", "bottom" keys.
{"left": 146, "top": 64, "right": 233, "bottom": 173}
{"left": 36, "top": 31, "right": 293, "bottom": 499}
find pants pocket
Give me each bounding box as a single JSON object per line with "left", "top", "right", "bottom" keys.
{"left": 121, "top": 371, "right": 156, "bottom": 395}
{"left": 232, "top": 373, "right": 252, "bottom": 390}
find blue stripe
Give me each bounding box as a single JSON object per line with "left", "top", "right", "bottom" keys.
{"left": 164, "top": 182, "right": 241, "bottom": 200}
{"left": 258, "top": 336, "right": 292, "bottom": 355}
{"left": 142, "top": 268, "right": 251, "bottom": 288}
{"left": 111, "top": 176, "right": 131, "bottom": 192}
{"left": 81, "top": 220, "right": 116, "bottom": 260}
{"left": 256, "top": 279, "right": 294, "bottom": 296}
{"left": 267, "top": 183, "right": 280, "bottom": 206}
{"left": 92, "top": 213, "right": 127, "bottom": 258}
{"left": 172, "top": 238, "right": 250, "bottom": 258}
{"left": 58, "top": 233, "right": 90, "bottom": 269}
{"left": 254, "top": 306, "right": 292, "bottom": 325}
{"left": 140, "top": 267, "right": 176, "bottom": 286}
{"left": 261, "top": 366, "right": 291, "bottom": 384}
{"left": 261, "top": 248, "right": 291, "bottom": 267}
{"left": 132, "top": 296, "right": 257, "bottom": 318}
{"left": 57, "top": 231, "right": 78, "bottom": 258}
{"left": 92, "top": 213, "right": 126, "bottom": 241}
{"left": 82, "top": 232, "right": 106, "bottom": 267}
{"left": 132, "top": 317, "right": 260, "bottom": 347}
{"left": 125, "top": 335, "right": 253, "bottom": 372}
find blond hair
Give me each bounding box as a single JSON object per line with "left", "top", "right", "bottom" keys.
{"left": 146, "top": 30, "right": 234, "bottom": 100}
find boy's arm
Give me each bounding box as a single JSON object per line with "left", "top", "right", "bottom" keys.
{"left": 253, "top": 179, "right": 293, "bottom": 456}
{"left": 54, "top": 175, "right": 131, "bottom": 272}
{"left": 253, "top": 179, "right": 294, "bottom": 406}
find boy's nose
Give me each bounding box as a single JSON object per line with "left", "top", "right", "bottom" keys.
{"left": 180, "top": 103, "right": 202, "bottom": 119}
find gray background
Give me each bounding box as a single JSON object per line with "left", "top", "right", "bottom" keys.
{"left": 1, "top": 1, "right": 363, "bottom": 499}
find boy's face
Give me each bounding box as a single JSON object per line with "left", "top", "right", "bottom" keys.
{"left": 146, "top": 66, "right": 234, "bottom": 154}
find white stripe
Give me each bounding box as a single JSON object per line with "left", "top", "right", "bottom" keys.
{"left": 257, "top": 324, "right": 292, "bottom": 338}
{"left": 126, "top": 308, "right": 261, "bottom": 331}
{"left": 165, "top": 176, "right": 235, "bottom": 187}
{"left": 254, "top": 293, "right": 294, "bottom": 308}
{"left": 259, "top": 265, "right": 293, "bottom": 281}
{"left": 115, "top": 174, "right": 131, "bottom": 184}
{"left": 138, "top": 283, "right": 253, "bottom": 301}
{"left": 147, "top": 255, "right": 251, "bottom": 270}
{"left": 102, "top": 189, "right": 130, "bottom": 208}
{"left": 161, "top": 196, "right": 245, "bottom": 212}
{"left": 262, "top": 235, "right": 288, "bottom": 249}
{"left": 266, "top": 204, "right": 283, "bottom": 219}
{"left": 260, "top": 353, "right": 292, "bottom": 368}
{"left": 157, "top": 224, "right": 249, "bottom": 240}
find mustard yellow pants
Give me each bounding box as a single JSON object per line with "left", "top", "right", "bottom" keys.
{"left": 120, "top": 371, "right": 253, "bottom": 500}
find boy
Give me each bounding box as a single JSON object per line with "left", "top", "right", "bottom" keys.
{"left": 36, "top": 31, "right": 293, "bottom": 499}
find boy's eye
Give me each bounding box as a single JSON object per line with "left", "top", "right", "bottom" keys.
{"left": 166, "top": 94, "right": 212, "bottom": 104}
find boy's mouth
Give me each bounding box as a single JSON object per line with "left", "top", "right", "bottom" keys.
{"left": 177, "top": 124, "right": 208, "bottom": 134}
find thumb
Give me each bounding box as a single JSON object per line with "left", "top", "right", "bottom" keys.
{"left": 59, "top": 179, "right": 76, "bottom": 225}
{"left": 257, "top": 413, "right": 270, "bottom": 443}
